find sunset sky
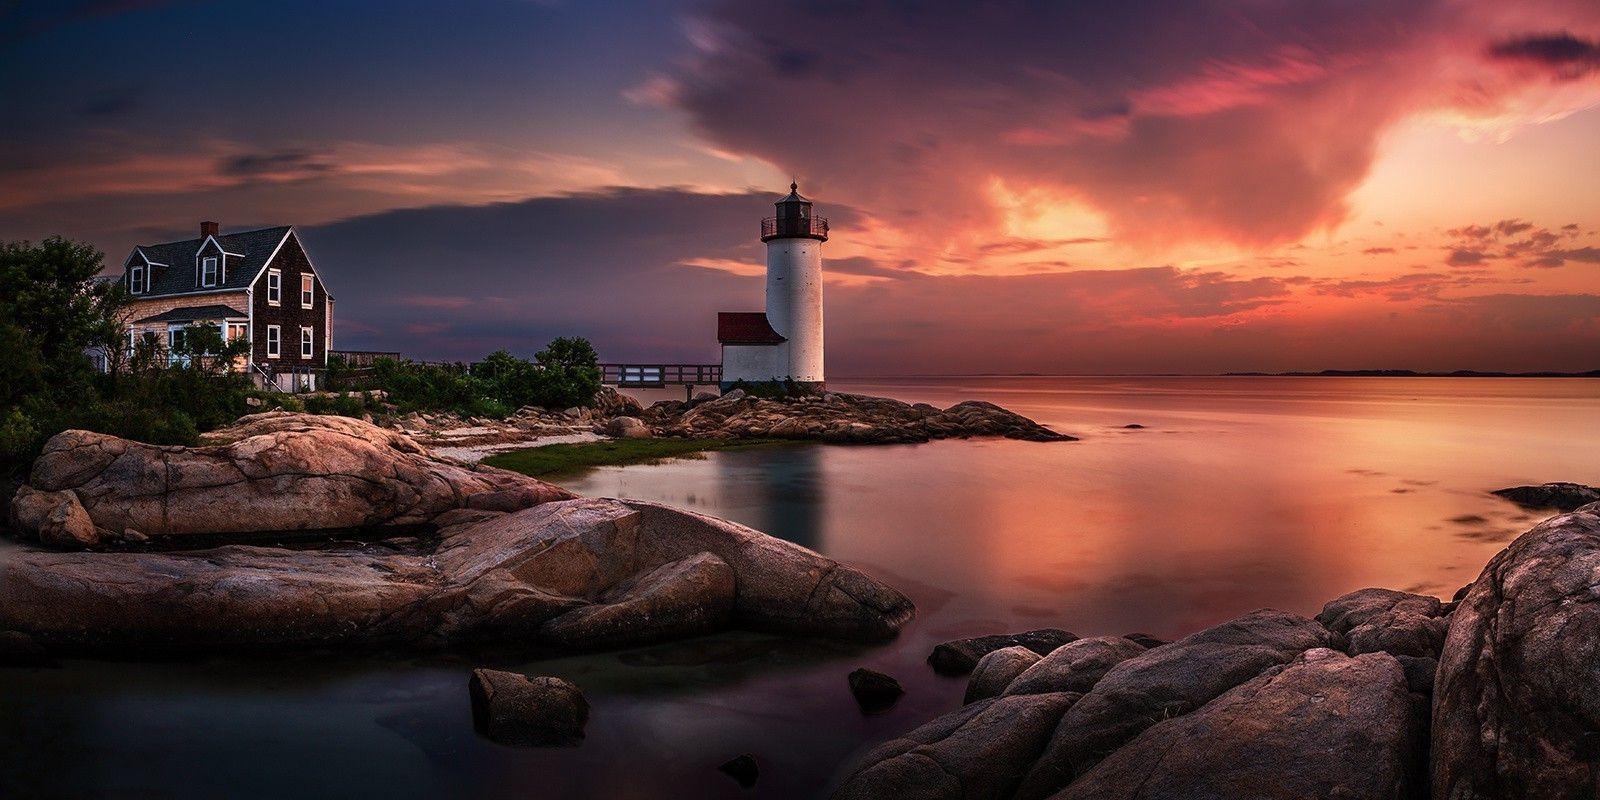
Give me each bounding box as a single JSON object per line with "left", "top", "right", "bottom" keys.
{"left": 3, "top": 0, "right": 1599, "bottom": 373}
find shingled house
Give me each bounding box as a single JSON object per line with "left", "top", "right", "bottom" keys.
{"left": 115, "top": 222, "right": 333, "bottom": 390}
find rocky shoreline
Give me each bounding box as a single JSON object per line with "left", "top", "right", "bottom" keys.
{"left": 375, "top": 387, "right": 1074, "bottom": 457}
{"left": 1, "top": 413, "right": 914, "bottom": 655}
{"left": 830, "top": 492, "right": 1600, "bottom": 800}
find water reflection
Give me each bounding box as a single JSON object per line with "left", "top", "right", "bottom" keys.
{"left": 725, "top": 444, "right": 826, "bottom": 552}
{"left": 4, "top": 377, "right": 1597, "bottom": 799}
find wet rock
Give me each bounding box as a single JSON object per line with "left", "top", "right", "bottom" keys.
{"left": 468, "top": 669, "right": 588, "bottom": 746}
{"left": 1121, "top": 632, "right": 1167, "bottom": 649}
{"left": 832, "top": 691, "right": 1080, "bottom": 800}
{"left": 848, "top": 668, "right": 904, "bottom": 713}
{"left": 1121, "top": 423, "right": 1145, "bottom": 429}
{"left": 1491, "top": 482, "right": 1600, "bottom": 512}
{"left": 1004, "top": 635, "right": 1149, "bottom": 696}
{"left": 1053, "top": 649, "right": 1423, "bottom": 800}
{"left": 1434, "top": 504, "right": 1600, "bottom": 799}
{"left": 927, "top": 628, "right": 1078, "bottom": 675}
{"left": 0, "top": 630, "right": 53, "bottom": 667}
{"left": 964, "top": 645, "right": 1040, "bottom": 703}
{"left": 718, "top": 754, "right": 759, "bottom": 788}
{"left": 1016, "top": 609, "right": 1338, "bottom": 798}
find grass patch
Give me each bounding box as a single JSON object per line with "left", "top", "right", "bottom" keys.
{"left": 482, "top": 438, "right": 791, "bottom": 479}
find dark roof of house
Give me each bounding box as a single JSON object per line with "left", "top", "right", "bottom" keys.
{"left": 133, "top": 304, "right": 249, "bottom": 324}
{"left": 718, "top": 312, "right": 786, "bottom": 345}
{"left": 128, "top": 226, "right": 293, "bottom": 297}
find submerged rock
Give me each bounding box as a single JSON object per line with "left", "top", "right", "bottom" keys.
{"left": 718, "top": 754, "right": 759, "bottom": 788}
{"left": 468, "top": 669, "right": 588, "bottom": 746}
{"left": 1491, "top": 482, "right": 1600, "bottom": 512}
{"left": 927, "top": 628, "right": 1078, "bottom": 675}
{"left": 0, "top": 630, "right": 52, "bottom": 668}
{"left": 1434, "top": 503, "right": 1600, "bottom": 799}
{"left": 848, "top": 668, "right": 904, "bottom": 713}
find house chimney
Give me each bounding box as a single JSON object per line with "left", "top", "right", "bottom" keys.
{"left": 201, "top": 221, "right": 220, "bottom": 238}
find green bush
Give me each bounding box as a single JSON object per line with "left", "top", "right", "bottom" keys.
{"left": 367, "top": 338, "right": 600, "bottom": 419}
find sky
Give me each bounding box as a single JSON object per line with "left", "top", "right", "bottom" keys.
{"left": 2, "top": 0, "right": 1599, "bottom": 374}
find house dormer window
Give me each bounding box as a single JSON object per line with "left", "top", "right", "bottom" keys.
{"left": 267, "top": 269, "right": 281, "bottom": 305}
{"left": 130, "top": 265, "right": 145, "bottom": 294}
{"left": 301, "top": 274, "right": 314, "bottom": 308}
{"left": 202, "top": 256, "right": 218, "bottom": 287}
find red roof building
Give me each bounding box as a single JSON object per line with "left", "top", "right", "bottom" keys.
{"left": 717, "top": 312, "right": 787, "bottom": 346}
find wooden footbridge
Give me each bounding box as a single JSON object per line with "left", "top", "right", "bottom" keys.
{"left": 599, "top": 363, "right": 722, "bottom": 398}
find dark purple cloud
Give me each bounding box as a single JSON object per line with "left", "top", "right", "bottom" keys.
{"left": 1488, "top": 32, "right": 1600, "bottom": 79}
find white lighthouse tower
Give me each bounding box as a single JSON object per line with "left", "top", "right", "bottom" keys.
{"left": 718, "top": 182, "right": 828, "bottom": 390}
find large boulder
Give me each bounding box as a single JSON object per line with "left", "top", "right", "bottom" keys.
{"left": 11, "top": 413, "right": 572, "bottom": 547}
{"left": 1491, "top": 482, "right": 1600, "bottom": 513}
{"left": 832, "top": 691, "right": 1081, "bottom": 800}
{"left": 0, "top": 497, "right": 915, "bottom": 653}
{"left": 468, "top": 669, "right": 588, "bottom": 746}
{"left": 1016, "top": 609, "right": 1339, "bottom": 798}
{"left": 1055, "top": 649, "right": 1423, "bottom": 799}
{"left": 1433, "top": 504, "right": 1600, "bottom": 799}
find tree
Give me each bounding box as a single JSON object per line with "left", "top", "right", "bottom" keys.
{"left": 0, "top": 237, "right": 126, "bottom": 404}
{"left": 533, "top": 336, "right": 601, "bottom": 408}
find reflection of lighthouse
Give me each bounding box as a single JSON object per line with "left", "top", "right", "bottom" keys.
{"left": 718, "top": 183, "right": 828, "bottom": 389}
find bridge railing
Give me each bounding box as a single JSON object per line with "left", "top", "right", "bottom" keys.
{"left": 600, "top": 363, "right": 722, "bottom": 386}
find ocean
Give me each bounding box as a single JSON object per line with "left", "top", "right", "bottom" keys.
{"left": 3, "top": 377, "right": 1595, "bottom": 798}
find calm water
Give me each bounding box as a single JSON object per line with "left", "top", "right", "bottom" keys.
{"left": 3, "top": 377, "right": 1596, "bottom": 798}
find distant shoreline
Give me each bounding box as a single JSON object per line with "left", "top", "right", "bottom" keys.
{"left": 832, "top": 370, "right": 1600, "bottom": 379}
{"left": 1218, "top": 369, "right": 1600, "bottom": 378}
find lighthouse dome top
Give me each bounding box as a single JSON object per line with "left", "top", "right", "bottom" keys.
{"left": 762, "top": 182, "right": 828, "bottom": 242}
{"left": 777, "top": 182, "right": 810, "bottom": 205}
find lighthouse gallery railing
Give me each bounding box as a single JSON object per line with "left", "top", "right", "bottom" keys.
{"left": 761, "top": 216, "right": 829, "bottom": 240}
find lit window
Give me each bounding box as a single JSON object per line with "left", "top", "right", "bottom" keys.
{"left": 227, "top": 322, "right": 247, "bottom": 342}
{"left": 301, "top": 274, "right": 314, "bottom": 308}
{"left": 300, "top": 326, "right": 314, "bottom": 358}
{"left": 266, "top": 325, "right": 280, "bottom": 358}
{"left": 130, "top": 265, "right": 144, "bottom": 294}
{"left": 267, "top": 270, "right": 281, "bottom": 305}
{"left": 202, "top": 256, "right": 218, "bottom": 287}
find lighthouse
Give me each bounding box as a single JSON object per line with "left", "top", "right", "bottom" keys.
{"left": 718, "top": 183, "right": 828, "bottom": 390}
